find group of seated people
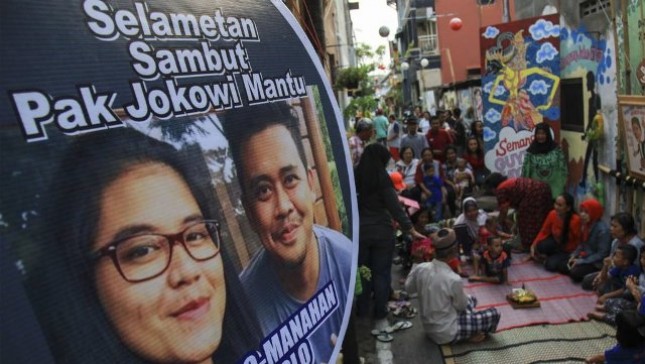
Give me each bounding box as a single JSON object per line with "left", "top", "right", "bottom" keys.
{"left": 401, "top": 178, "right": 645, "bottom": 360}
{"left": 353, "top": 109, "right": 644, "bottom": 359}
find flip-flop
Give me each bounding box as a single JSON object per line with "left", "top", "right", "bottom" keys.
{"left": 394, "top": 306, "right": 417, "bottom": 319}
{"left": 388, "top": 320, "right": 413, "bottom": 332}
{"left": 375, "top": 332, "right": 394, "bottom": 343}
{"left": 398, "top": 320, "right": 413, "bottom": 330}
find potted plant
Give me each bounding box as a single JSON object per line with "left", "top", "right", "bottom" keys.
{"left": 334, "top": 66, "right": 368, "bottom": 90}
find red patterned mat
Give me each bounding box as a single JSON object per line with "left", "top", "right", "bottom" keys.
{"left": 463, "top": 254, "right": 597, "bottom": 331}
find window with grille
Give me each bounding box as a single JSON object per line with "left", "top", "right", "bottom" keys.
{"left": 580, "top": 0, "right": 610, "bottom": 17}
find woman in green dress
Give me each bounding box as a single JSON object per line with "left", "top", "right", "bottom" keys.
{"left": 521, "top": 122, "right": 568, "bottom": 199}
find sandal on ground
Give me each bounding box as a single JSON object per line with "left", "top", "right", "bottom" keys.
{"left": 394, "top": 306, "right": 417, "bottom": 319}
{"left": 390, "top": 320, "right": 413, "bottom": 331}
{"left": 375, "top": 332, "right": 394, "bottom": 342}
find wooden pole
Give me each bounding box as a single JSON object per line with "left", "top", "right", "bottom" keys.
{"left": 301, "top": 90, "right": 343, "bottom": 232}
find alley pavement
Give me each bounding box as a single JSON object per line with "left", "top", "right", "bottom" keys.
{"left": 354, "top": 263, "right": 444, "bottom": 364}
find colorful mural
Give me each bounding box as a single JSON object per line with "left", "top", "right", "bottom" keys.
{"left": 559, "top": 20, "right": 617, "bottom": 196}
{"left": 480, "top": 14, "right": 561, "bottom": 177}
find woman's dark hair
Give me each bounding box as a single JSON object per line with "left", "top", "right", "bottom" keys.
{"left": 420, "top": 147, "right": 433, "bottom": 160}
{"left": 611, "top": 212, "right": 638, "bottom": 236}
{"left": 399, "top": 146, "right": 415, "bottom": 160}
{"left": 526, "top": 122, "right": 557, "bottom": 154}
{"left": 558, "top": 192, "right": 576, "bottom": 250}
{"left": 484, "top": 172, "right": 508, "bottom": 191}
{"left": 29, "top": 127, "right": 262, "bottom": 363}
{"left": 355, "top": 143, "right": 392, "bottom": 207}
{"left": 470, "top": 120, "right": 483, "bottom": 137}
{"left": 465, "top": 135, "right": 483, "bottom": 157}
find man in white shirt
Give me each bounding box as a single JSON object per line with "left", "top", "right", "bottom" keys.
{"left": 418, "top": 111, "right": 431, "bottom": 135}
{"left": 405, "top": 228, "right": 500, "bottom": 344}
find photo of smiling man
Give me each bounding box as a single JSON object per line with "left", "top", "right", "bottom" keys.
{"left": 223, "top": 100, "right": 353, "bottom": 363}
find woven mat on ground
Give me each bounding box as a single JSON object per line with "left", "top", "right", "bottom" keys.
{"left": 462, "top": 253, "right": 598, "bottom": 331}
{"left": 441, "top": 320, "right": 615, "bottom": 364}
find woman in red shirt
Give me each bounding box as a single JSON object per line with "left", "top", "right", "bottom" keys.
{"left": 462, "top": 136, "right": 488, "bottom": 187}
{"left": 531, "top": 192, "right": 582, "bottom": 272}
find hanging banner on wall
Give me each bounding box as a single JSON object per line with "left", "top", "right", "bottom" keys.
{"left": 0, "top": 1, "right": 356, "bottom": 363}
{"left": 479, "top": 14, "right": 561, "bottom": 177}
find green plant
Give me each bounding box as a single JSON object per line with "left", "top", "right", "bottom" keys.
{"left": 355, "top": 265, "right": 372, "bottom": 296}
{"left": 334, "top": 65, "right": 370, "bottom": 90}
{"left": 342, "top": 95, "right": 378, "bottom": 119}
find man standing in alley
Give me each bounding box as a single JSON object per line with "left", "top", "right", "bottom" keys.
{"left": 426, "top": 115, "right": 453, "bottom": 163}
{"left": 405, "top": 228, "right": 500, "bottom": 344}
{"left": 373, "top": 108, "right": 389, "bottom": 146}
{"left": 223, "top": 101, "right": 352, "bottom": 363}
{"left": 400, "top": 115, "right": 429, "bottom": 160}
{"left": 387, "top": 114, "right": 402, "bottom": 161}
{"left": 349, "top": 119, "right": 374, "bottom": 167}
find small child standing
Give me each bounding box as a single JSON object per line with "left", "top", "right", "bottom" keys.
{"left": 453, "top": 158, "right": 474, "bottom": 204}
{"left": 420, "top": 163, "right": 443, "bottom": 222}
{"left": 470, "top": 236, "right": 511, "bottom": 284}
{"left": 588, "top": 244, "right": 641, "bottom": 321}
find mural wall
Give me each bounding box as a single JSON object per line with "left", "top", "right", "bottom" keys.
{"left": 480, "top": 14, "right": 561, "bottom": 177}
{"left": 559, "top": 19, "right": 617, "bottom": 201}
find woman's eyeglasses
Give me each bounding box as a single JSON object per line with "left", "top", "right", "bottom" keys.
{"left": 90, "top": 220, "right": 221, "bottom": 283}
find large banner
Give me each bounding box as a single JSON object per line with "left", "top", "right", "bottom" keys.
{"left": 480, "top": 14, "right": 561, "bottom": 177}
{"left": 0, "top": 1, "right": 356, "bottom": 363}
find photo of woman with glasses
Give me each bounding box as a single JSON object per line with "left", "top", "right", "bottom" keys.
{"left": 28, "top": 127, "right": 262, "bottom": 363}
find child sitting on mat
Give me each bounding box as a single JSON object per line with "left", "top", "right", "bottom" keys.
{"left": 587, "top": 244, "right": 640, "bottom": 321}
{"left": 588, "top": 245, "right": 645, "bottom": 324}
{"left": 470, "top": 236, "right": 511, "bottom": 284}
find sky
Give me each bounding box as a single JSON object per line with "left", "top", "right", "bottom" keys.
{"left": 349, "top": 0, "right": 399, "bottom": 69}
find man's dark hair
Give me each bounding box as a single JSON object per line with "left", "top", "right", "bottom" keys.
{"left": 453, "top": 108, "right": 461, "bottom": 118}
{"left": 222, "top": 102, "right": 307, "bottom": 188}
{"left": 617, "top": 244, "right": 638, "bottom": 265}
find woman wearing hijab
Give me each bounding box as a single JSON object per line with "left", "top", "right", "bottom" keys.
{"left": 454, "top": 198, "right": 488, "bottom": 257}
{"left": 355, "top": 143, "right": 424, "bottom": 334}
{"left": 567, "top": 198, "right": 612, "bottom": 282}
{"left": 521, "top": 123, "right": 568, "bottom": 199}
